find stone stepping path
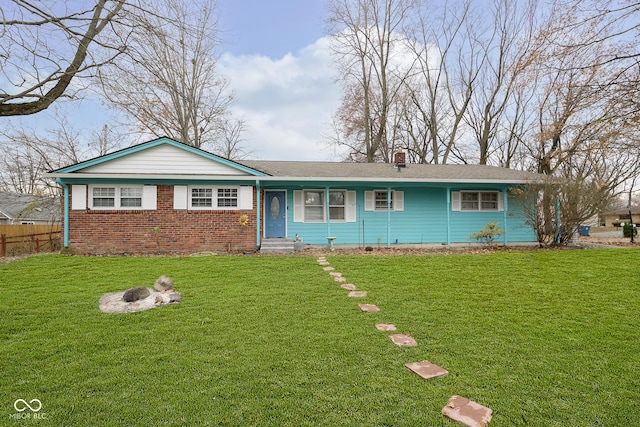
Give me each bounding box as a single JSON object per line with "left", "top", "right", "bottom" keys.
{"left": 348, "top": 291, "right": 367, "bottom": 298}
{"left": 442, "top": 395, "right": 493, "bottom": 427}
{"left": 358, "top": 303, "right": 380, "bottom": 312}
{"left": 389, "top": 334, "right": 418, "bottom": 347}
{"left": 317, "top": 256, "right": 492, "bottom": 426}
{"left": 405, "top": 361, "right": 448, "bottom": 380}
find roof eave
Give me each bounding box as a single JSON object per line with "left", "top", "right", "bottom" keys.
{"left": 45, "top": 172, "right": 540, "bottom": 185}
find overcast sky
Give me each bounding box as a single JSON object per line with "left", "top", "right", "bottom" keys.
{"left": 218, "top": 0, "right": 341, "bottom": 161}
{"left": 5, "top": 0, "right": 342, "bottom": 162}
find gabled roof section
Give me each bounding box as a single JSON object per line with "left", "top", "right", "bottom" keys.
{"left": 50, "top": 137, "right": 268, "bottom": 177}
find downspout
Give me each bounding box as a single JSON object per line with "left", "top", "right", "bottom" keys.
{"left": 446, "top": 187, "right": 451, "bottom": 245}
{"left": 58, "top": 179, "right": 70, "bottom": 248}
{"left": 502, "top": 190, "right": 508, "bottom": 246}
{"left": 325, "top": 186, "right": 331, "bottom": 237}
{"left": 255, "top": 180, "right": 261, "bottom": 249}
{"left": 387, "top": 187, "right": 391, "bottom": 247}
{"left": 628, "top": 187, "right": 635, "bottom": 244}
{"left": 555, "top": 197, "right": 562, "bottom": 244}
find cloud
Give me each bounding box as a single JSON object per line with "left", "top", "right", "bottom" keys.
{"left": 219, "top": 36, "right": 342, "bottom": 161}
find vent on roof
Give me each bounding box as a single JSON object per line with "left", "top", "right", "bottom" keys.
{"left": 394, "top": 150, "right": 406, "bottom": 168}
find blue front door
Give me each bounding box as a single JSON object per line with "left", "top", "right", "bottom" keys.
{"left": 265, "top": 191, "right": 286, "bottom": 238}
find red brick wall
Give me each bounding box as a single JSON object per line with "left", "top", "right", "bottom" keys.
{"left": 68, "top": 185, "right": 258, "bottom": 254}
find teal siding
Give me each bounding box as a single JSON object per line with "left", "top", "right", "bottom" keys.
{"left": 359, "top": 187, "right": 448, "bottom": 245}
{"left": 273, "top": 185, "right": 536, "bottom": 246}
{"left": 450, "top": 191, "right": 534, "bottom": 243}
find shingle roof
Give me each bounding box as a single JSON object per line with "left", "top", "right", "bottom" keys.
{"left": 240, "top": 160, "right": 544, "bottom": 183}
{"left": 0, "top": 192, "right": 60, "bottom": 222}
{"left": 601, "top": 206, "right": 640, "bottom": 215}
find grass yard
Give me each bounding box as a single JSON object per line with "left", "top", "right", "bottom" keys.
{"left": 1, "top": 249, "right": 639, "bottom": 426}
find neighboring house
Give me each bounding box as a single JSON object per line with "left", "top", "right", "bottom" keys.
{"left": 0, "top": 191, "right": 60, "bottom": 225}
{"left": 46, "top": 137, "right": 544, "bottom": 254}
{"left": 600, "top": 207, "right": 640, "bottom": 227}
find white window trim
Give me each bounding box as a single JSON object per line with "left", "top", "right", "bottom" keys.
{"left": 216, "top": 187, "right": 239, "bottom": 209}
{"left": 293, "top": 190, "right": 356, "bottom": 223}
{"left": 302, "top": 189, "right": 327, "bottom": 223}
{"left": 88, "top": 185, "right": 156, "bottom": 210}
{"left": 187, "top": 185, "right": 243, "bottom": 210}
{"left": 451, "top": 191, "right": 504, "bottom": 212}
{"left": 364, "top": 190, "right": 404, "bottom": 212}
{"left": 328, "top": 190, "right": 347, "bottom": 223}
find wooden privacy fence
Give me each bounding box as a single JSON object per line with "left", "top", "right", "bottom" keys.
{"left": 0, "top": 225, "right": 62, "bottom": 257}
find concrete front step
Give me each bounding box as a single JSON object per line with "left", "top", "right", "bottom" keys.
{"left": 260, "top": 238, "right": 295, "bottom": 253}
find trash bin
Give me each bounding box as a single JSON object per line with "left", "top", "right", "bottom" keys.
{"left": 578, "top": 225, "right": 591, "bottom": 236}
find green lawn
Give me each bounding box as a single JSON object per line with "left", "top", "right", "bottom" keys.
{"left": 1, "top": 250, "right": 639, "bottom": 426}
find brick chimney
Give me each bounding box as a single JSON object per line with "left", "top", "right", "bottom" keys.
{"left": 394, "top": 150, "right": 406, "bottom": 168}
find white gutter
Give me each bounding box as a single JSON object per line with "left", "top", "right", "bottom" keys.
{"left": 44, "top": 172, "right": 539, "bottom": 185}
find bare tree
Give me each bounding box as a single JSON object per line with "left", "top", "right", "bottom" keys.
{"left": 0, "top": 0, "right": 128, "bottom": 116}
{"left": 463, "top": 0, "right": 542, "bottom": 165}
{"left": 98, "top": 0, "right": 234, "bottom": 151}
{"left": 0, "top": 113, "right": 125, "bottom": 194}
{"left": 505, "top": 0, "right": 640, "bottom": 241}
{"left": 218, "top": 118, "right": 252, "bottom": 160}
{"left": 0, "top": 143, "right": 47, "bottom": 194}
{"left": 328, "top": 0, "right": 542, "bottom": 166}
{"left": 327, "top": 0, "right": 418, "bottom": 162}
{"left": 90, "top": 125, "right": 124, "bottom": 157}
{"left": 400, "top": 0, "right": 475, "bottom": 164}
{"left": 553, "top": 1, "right": 639, "bottom": 83}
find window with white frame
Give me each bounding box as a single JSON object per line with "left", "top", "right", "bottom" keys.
{"left": 364, "top": 190, "right": 404, "bottom": 212}
{"left": 304, "top": 190, "right": 325, "bottom": 222}
{"left": 120, "top": 187, "right": 142, "bottom": 207}
{"left": 375, "top": 190, "right": 392, "bottom": 210}
{"left": 189, "top": 186, "right": 242, "bottom": 209}
{"left": 303, "top": 190, "right": 347, "bottom": 222}
{"left": 92, "top": 187, "right": 115, "bottom": 207}
{"left": 217, "top": 188, "right": 238, "bottom": 208}
{"left": 90, "top": 186, "right": 147, "bottom": 209}
{"left": 191, "top": 188, "right": 213, "bottom": 207}
{"left": 293, "top": 189, "right": 355, "bottom": 223}
{"left": 455, "top": 191, "right": 501, "bottom": 211}
{"left": 329, "top": 191, "right": 346, "bottom": 220}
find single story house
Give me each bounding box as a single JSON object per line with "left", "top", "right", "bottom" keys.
{"left": 0, "top": 191, "right": 60, "bottom": 225}
{"left": 46, "top": 137, "right": 544, "bottom": 254}
{"left": 600, "top": 207, "right": 640, "bottom": 227}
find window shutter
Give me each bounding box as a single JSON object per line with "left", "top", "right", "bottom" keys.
{"left": 345, "top": 191, "right": 356, "bottom": 222}
{"left": 394, "top": 191, "right": 404, "bottom": 211}
{"left": 451, "top": 191, "right": 461, "bottom": 211}
{"left": 142, "top": 186, "right": 157, "bottom": 210}
{"left": 239, "top": 186, "right": 253, "bottom": 210}
{"left": 293, "top": 190, "right": 304, "bottom": 222}
{"left": 71, "top": 185, "right": 87, "bottom": 210}
{"left": 174, "top": 185, "right": 188, "bottom": 210}
{"left": 497, "top": 191, "right": 505, "bottom": 211}
{"left": 364, "top": 191, "right": 375, "bottom": 211}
